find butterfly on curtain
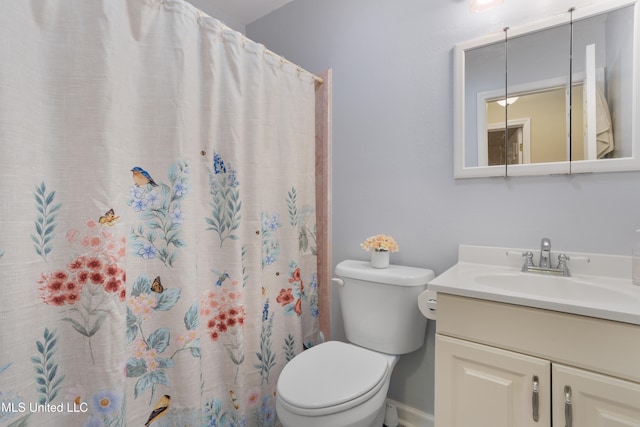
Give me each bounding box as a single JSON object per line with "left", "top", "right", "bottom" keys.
{"left": 98, "top": 209, "right": 120, "bottom": 226}
{"left": 151, "top": 276, "right": 164, "bottom": 293}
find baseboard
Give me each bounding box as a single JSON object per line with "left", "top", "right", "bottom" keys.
{"left": 386, "top": 399, "right": 434, "bottom": 427}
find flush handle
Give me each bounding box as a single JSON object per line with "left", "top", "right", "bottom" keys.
{"left": 532, "top": 375, "right": 539, "bottom": 422}
{"left": 564, "top": 385, "right": 572, "bottom": 427}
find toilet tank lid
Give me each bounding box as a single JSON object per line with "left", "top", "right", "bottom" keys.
{"left": 335, "top": 260, "right": 435, "bottom": 286}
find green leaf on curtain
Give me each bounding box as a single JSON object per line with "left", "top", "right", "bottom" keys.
{"left": 155, "top": 288, "right": 181, "bottom": 311}
{"left": 285, "top": 186, "right": 317, "bottom": 255}
{"left": 134, "top": 370, "right": 169, "bottom": 399}
{"left": 190, "top": 339, "right": 201, "bottom": 358}
{"left": 206, "top": 153, "right": 242, "bottom": 247}
{"left": 31, "top": 182, "right": 62, "bottom": 262}
{"left": 60, "top": 317, "right": 89, "bottom": 336}
{"left": 156, "top": 357, "right": 175, "bottom": 369}
{"left": 32, "top": 328, "right": 64, "bottom": 405}
{"left": 226, "top": 347, "right": 244, "bottom": 365}
{"left": 287, "top": 187, "right": 299, "bottom": 226}
{"left": 131, "top": 275, "right": 150, "bottom": 296}
{"left": 241, "top": 246, "right": 248, "bottom": 288}
{"left": 126, "top": 307, "right": 139, "bottom": 343}
{"left": 184, "top": 302, "right": 199, "bottom": 330}
{"left": 283, "top": 334, "right": 296, "bottom": 362}
{"left": 126, "top": 358, "right": 147, "bottom": 378}
{"left": 255, "top": 304, "right": 276, "bottom": 384}
{"left": 147, "top": 328, "right": 170, "bottom": 353}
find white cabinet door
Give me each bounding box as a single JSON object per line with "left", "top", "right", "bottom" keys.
{"left": 435, "top": 335, "right": 551, "bottom": 427}
{"left": 552, "top": 364, "right": 640, "bottom": 427}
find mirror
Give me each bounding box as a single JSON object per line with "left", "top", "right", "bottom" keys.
{"left": 454, "top": 0, "right": 640, "bottom": 178}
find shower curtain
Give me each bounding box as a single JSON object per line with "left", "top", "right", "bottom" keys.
{"left": 0, "top": 1, "right": 320, "bottom": 426}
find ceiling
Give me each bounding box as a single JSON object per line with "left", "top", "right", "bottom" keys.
{"left": 192, "top": 0, "right": 295, "bottom": 27}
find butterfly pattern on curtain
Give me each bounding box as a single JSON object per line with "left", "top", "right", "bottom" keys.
{"left": 0, "top": 1, "right": 320, "bottom": 426}
{"left": 1, "top": 156, "right": 318, "bottom": 427}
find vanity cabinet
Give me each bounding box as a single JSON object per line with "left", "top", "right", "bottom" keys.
{"left": 434, "top": 294, "right": 640, "bottom": 426}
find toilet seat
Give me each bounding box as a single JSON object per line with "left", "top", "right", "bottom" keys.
{"left": 277, "top": 341, "right": 389, "bottom": 417}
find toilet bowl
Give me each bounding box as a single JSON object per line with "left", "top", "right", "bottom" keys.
{"left": 276, "top": 341, "right": 399, "bottom": 427}
{"left": 276, "top": 260, "right": 434, "bottom": 427}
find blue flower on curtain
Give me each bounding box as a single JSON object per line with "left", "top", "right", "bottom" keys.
{"left": 0, "top": 390, "right": 22, "bottom": 424}
{"left": 254, "top": 395, "right": 277, "bottom": 427}
{"left": 260, "top": 212, "right": 282, "bottom": 268}
{"left": 127, "top": 161, "right": 190, "bottom": 267}
{"left": 308, "top": 272, "right": 319, "bottom": 318}
{"left": 206, "top": 152, "right": 242, "bottom": 247}
{"left": 87, "top": 388, "right": 125, "bottom": 426}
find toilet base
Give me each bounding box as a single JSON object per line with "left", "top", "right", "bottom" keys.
{"left": 276, "top": 398, "right": 386, "bottom": 427}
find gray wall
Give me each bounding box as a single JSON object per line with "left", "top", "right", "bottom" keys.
{"left": 247, "top": 0, "right": 640, "bottom": 416}
{"left": 185, "top": 0, "right": 246, "bottom": 33}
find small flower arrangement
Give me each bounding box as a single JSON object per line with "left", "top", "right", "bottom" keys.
{"left": 360, "top": 234, "right": 399, "bottom": 253}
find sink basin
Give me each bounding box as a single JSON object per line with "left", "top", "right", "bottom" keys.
{"left": 474, "top": 273, "right": 637, "bottom": 305}
{"left": 426, "top": 245, "right": 640, "bottom": 325}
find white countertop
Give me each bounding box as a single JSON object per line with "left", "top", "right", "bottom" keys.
{"left": 427, "top": 245, "right": 640, "bottom": 325}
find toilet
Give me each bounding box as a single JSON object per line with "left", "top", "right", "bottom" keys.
{"left": 276, "top": 259, "right": 435, "bottom": 427}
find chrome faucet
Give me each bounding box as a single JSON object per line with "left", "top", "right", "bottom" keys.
{"left": 539, "top": 238, "right": 551, "bottom": 268}
{"left": 520, "top": 238, "right": 571, "bottom": 276}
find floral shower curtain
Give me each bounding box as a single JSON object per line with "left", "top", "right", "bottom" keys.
{"left": 0, "top": 1, "right": 320, "bottom": 426}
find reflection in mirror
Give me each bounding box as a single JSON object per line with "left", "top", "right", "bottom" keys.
{"left": 463, "top": 40, "right": 505, "bottom": 171}
{"left": 572, "top": 4, "right": 635, "bottom": 162}
{"left": 485, "top": 85, "right": 584, "bottom": 164}
{"left": 506, "top": 22, "right": 571, "bottom": 171}
{"left": 454, "top": 0, "right": 640, "bottom": 178}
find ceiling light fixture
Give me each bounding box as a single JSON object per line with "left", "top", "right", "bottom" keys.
{"left": 470, "top": 0, "right": 504, "bottom": 13}
{"left": 497, "top": 96, "right": 519, "bottom": 107}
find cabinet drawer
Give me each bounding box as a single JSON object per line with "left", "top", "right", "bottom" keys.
{"left": 436, "top": 294, "right": 640, "bottom": 382}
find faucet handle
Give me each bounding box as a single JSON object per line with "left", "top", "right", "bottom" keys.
{"left": 556, "top": 253, "right": 570, "bottom": 276}
{"left": 522, "top": 251, "right": 535, "bottom": 272}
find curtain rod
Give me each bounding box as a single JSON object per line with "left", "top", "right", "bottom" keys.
{"left": 192, "top": 6, "right": 324, "bottom": 85}
{"left": 215, "top": 20, "right": 324, "bottom": 85}
{"left": 263, "top": 48, "right": 324, "bottom": 85}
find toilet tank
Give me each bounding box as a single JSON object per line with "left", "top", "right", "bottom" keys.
{"left": 335, "top": 260, "right": 435, "bottom": 355}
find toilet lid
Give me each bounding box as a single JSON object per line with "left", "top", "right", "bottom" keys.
{"left": 277, "top": 341, "right": 388, "bottom": 412}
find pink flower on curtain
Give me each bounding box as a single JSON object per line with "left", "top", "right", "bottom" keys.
{"left": 200, "top": 277, "right": 245, "bottom": 382}
{"left": 37, "top": 220, "right": 127, "bottom": 363}
{"left": 276, "top": 288, "right": 294, "bottom": 306}
{"left": 277, "top": 263, "right": 305, "bottom": 316}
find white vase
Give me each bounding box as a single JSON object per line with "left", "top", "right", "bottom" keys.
{"left": 371, "top": 250, "right": 390, "bottom": 268}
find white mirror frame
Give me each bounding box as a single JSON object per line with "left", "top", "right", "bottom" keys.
{"left": 453, "top": 0, "right": 640, "bottom": 178}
